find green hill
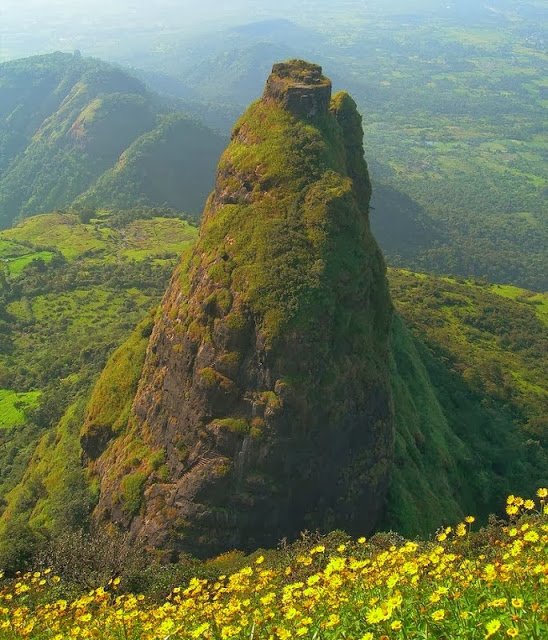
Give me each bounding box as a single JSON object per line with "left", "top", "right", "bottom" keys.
{"left": 0, "top": 53, "right": 224, "bottom": 227}
{"left": 0, "top": 59, "right": 544, "bottom": 569}
{"left": 387, "top": 271, "right": 546, "bottom": 535}
{"left": 74, "top": 114, "right": 224, "bottom": 213}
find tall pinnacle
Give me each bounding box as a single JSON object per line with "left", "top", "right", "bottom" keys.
{"left": 85, "top": 61, "right": 393, "bottom": 557}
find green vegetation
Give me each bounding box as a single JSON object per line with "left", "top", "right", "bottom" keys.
{"left": 0, "top": 390, "right": 40, "bottom": 429}
{"left": 81, "top": 314, "right": 153, "bottom": 458}
{"left": 0, "top": 208, "right": 198, "bottom": 519}
{"left": 0, "top": 202, "right": 544, "bottom": 567}
{"left": 390, "top": 269, "right": 547, "bottom": 435}
{"left": 199, "top": 91, "right": 387, "bottom": 347}
{"left": 75, "top": 113, "right": 225, "bottom": 214}
{"left": 330, "top": 14, "right": 547, "bottom": 290}
{"left": 121, "top": 471, "right": 148, "bottom": 516}
{"left": 0, "top": 53, "right": 224, "bottom": 228}
{"left": 385, "top": 270, "right": 547, "bottom": 535}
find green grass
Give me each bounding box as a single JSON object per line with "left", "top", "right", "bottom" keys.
{"left": 3, "top": 251, "right": 56, "bottom": 276}
{"left": 0, "top": 390, "right": 41, "bottom": 429}
{"left": 490, "top": 284, "right": 548, "bottom": 326}
{"left": 2, "top": 213, "right": 109, "bottom": 259}
{"left": 2, "top": 213, "right": 199, "bottom": 265}
{"left": 121, "top": 218, "right": 197, "bottom": 260}
{"left": 0, "top": 240, "right": 28, "bottom": 258}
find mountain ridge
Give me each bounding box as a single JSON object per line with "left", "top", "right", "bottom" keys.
{"left": 0, "top": 52, "right": 224, "bottom": 227}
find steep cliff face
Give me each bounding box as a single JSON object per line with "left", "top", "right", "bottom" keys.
{"left": 86, "top": 61, "right": 394, "bottom": 556}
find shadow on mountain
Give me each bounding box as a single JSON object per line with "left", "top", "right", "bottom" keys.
{"left": 370, "top": 182, "right": 445, "bottom": 260}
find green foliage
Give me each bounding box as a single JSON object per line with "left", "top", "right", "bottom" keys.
{"left": 75, "top": 114, "right": 225, "bottom": 214}
{"left": 0, "top": 399, "right": 90, "bottom": 572}
{"left": 0, "top": 389, "right": 40, "bottom": 429}
{"left": 211, "top": 418, "right": 250, "bottom": 435}
{"left": 340, "top": 18, "right": 548, "bottom": 290}
{"left": 385, "top": 270, "right": 547, "bottom": 535}
{"left": 390, "top": 269, "right": 547, "bottom": 429}
{"left": 0, "top": 208, "right": 198, "bottom": 521}
{"left": 0, "top": 52, "right": 223, "bottom": 228}
{"left": 81, "top": 314, "right": 153, "bottom": 456}
{"left": 121, "top": 472, "right": 148, "bottom": 516}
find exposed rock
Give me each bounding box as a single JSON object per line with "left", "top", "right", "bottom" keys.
{"left": 264, "top": 60, "right": 332, "bottom": 118}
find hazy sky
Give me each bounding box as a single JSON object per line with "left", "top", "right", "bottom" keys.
{"left": 1, "top": 1, "right": 543, "bottom": 63}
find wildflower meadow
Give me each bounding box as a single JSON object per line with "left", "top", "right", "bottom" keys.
{"left": 0, "top": 490, "right": 546, "bottom": 639}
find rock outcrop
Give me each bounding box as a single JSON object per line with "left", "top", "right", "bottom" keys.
{"left": 264, "top": 61, "right": 332, "bottom": 118}
{"left": 85, "top": 60, "right": 394, "bottom": 556}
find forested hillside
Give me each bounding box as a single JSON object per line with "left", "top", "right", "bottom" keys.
{"left": 0, "top": 53, "right": 224, "bottom": 228}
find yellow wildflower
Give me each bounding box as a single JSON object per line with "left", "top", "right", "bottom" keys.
{"left": 366, "top": 606, "right": 387, "bottom": 624}
{"left": 485, "top": 619, "right": 502, "bottom": 638}
{"left": 523, "top": 531, "right": 539, "bottom": 543}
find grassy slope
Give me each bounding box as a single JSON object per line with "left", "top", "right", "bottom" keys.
{"left": 386, "top": 270, "right": 547, "bottom": 534}
{"left": 0, "top": 53, "right": 156, "bottom": 226}
{"left": 74, "top": 114, "right": 225, "bottom": 215}
{"left": 0, "top": 390, "right": 41, "bottom": 429}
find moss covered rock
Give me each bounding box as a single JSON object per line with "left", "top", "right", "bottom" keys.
{"left": 91, "top": 61, "right": 394, "bottom": 556}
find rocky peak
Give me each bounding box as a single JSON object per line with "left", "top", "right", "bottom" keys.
{"left": 263, "top": 59, "right": 332, "bottom": 118}
{"left": 87, "top": 61, "right": 393, "bottom": 557}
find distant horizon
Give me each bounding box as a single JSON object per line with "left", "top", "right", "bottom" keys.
{"left": 4, "top": 0, "right": 544, "bottom": 64}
